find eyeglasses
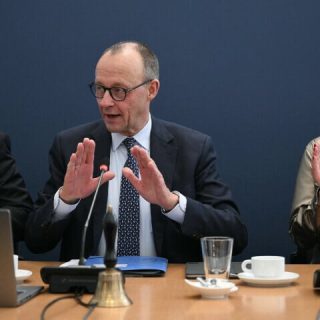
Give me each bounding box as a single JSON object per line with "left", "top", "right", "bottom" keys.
{"left": 89, "top": 79, "right": 152, "bottom": 101}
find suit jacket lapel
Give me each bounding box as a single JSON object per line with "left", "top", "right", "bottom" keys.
{"left": 150, "top": 117, "right": 178, "bottom": 255}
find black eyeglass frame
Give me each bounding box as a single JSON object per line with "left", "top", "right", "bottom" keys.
{"left": 89, "top": 79, "right": 152, "bottom": 101}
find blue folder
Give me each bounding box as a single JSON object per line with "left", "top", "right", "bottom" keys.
{"left": 85, "top": 256, "right": 168, "bottom": 276}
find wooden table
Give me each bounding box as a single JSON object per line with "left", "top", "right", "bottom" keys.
{"left": 0, "top": 262, "right": 320, "bottom": 320}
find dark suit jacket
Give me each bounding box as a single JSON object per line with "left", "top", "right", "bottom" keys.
{"left": 25, "top": 117, "right": 247, "bottom": 262}
{"left": 0, "top": 132, "right": 33, "bottom": 245}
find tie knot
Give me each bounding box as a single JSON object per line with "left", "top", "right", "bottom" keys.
{"left": 122, "top": 137, "right": 137, "bottom": 152}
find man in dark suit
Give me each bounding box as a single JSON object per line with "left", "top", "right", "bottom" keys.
{"left": 0, "top": 132, "right": 33, "bottom": 250}
{"left": 26, "top": 41, "right": 247, "bottom": 262}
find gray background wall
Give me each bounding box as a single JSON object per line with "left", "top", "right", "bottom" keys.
{"left": 1, "top": 0, "right": 319, "bottom": 261}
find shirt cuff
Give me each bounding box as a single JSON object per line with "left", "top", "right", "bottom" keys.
{"left": 161, "top": 191, "right": 186, "bottom": 224}
{"left": 53, "top": 188, "right": 80, "bottom": 221}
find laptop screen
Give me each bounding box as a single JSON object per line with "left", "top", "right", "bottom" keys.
{"left": 0, "top": 208, "right": 43, "bottom": 307}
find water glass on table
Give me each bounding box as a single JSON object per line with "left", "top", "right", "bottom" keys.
{"left": 201, "top": 236, "right": 234, "bottom": 283}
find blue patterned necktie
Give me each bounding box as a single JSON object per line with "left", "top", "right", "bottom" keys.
{"left": 117, "top": 137, "right": 140, "bottom": 256}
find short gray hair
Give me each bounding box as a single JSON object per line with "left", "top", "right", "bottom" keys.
{"left": 103, "top": 41, "right": 159, "bottom": 80}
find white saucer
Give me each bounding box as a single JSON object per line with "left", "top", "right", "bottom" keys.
{"left": 238, "top": 271, "right": 299, "bottom": 287}
{"left": 16, "top": 269, "right": 32, "bottom": 283}
{"left": 185, "top": 279, "right": 238, "bottom": 299}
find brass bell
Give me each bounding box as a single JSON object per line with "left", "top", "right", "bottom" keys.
{"left": 90, "top": 205, "right": 132, "bottom": 307}
{"left": 90, "top": 268, "right": 132, "bottom": 308}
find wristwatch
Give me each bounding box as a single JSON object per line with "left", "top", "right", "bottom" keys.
{"left": 161, "top": 191, "right": 181, "bottom": 214}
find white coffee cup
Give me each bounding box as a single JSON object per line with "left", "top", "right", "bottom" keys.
{"left": 241, "top": 256, "right": 285, "bottom": 278}
{"left": 13, "top": 254, "right": 19, "bottom": 275}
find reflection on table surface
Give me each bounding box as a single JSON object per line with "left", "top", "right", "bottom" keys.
{"left": 0, "top": 262, "right": 320, "bottom": 320}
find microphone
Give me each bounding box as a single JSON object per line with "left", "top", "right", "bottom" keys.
{"left": 79, "top": 164, "right": 108, "bottom": 265}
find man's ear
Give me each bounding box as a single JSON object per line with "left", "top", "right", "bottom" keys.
{"left": 148, "top": 79, "right": 160, "bottom": 101}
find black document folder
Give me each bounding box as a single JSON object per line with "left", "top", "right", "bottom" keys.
{"left": 185, "top": 261, "right": 242, "bottom": 279}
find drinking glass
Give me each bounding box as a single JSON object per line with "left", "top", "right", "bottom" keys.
{"left": 201, "top": 237, "right": 234, "bottom": 281}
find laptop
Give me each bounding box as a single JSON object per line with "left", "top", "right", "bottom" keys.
{"left": 0, "top": 208, "right": 43, "bottom": 307}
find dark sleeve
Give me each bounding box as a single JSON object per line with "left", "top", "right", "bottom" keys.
{"left": 290, "top": 205, "right": 319, "bottom": 250}
{"left": 0, "top": 133, "right": 33, "bottom": 242}
{"left": 25, "top": 134, "right": 72, "bottom": 253}
{"left": 289, "top": 139, "right": 320, "bottom": 252}
{"left": 181, "top": 136, "right": 248, "bottom": 255}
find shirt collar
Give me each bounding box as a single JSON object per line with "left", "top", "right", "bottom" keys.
{"left": 111, "top": 114, "right": 152, "bottom": 151}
